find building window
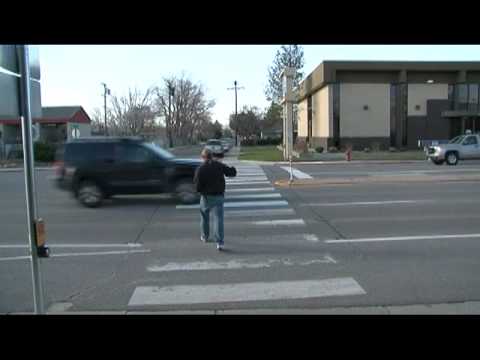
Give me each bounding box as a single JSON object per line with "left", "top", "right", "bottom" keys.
{"left": 307, "top": 95, "right": 312, "bottom": 143}
{"left": 448, "top": 84, "right": 455, "bottom": 110}
{"left": 468, "top": 84, "right": 479, "bottom": 113}
{"left": 390, "top": 85, "right": 397, "bottom": 147}
{"left": 415, "top": 105, "right": 421, "bottom": 111}
{"left": 456, "top": 84, "right": 468, "bottom": 111}
{"left": 332, "top": 83, "right": 340, "bottom": 148}
{"left": 400, "top": 83, "right": 408, "bottom": 147}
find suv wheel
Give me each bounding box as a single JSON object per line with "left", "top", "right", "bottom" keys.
{"left": 445, "top": 152, "right": 459, "bottom": 166}
{"left": 175, "top": 180, "right": 199, "bottom": 204}
{"left": 77, "top": 181, "right": 104, "bottom": 208}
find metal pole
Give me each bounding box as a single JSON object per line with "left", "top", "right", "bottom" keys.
{"left": 168, "top": 86, "right": 172, "bottom": 148}
{"left": 17, "top": 45, "right": 45, "bottom": 314}
{"left": 103, "top": 83, "right": 108, "bottom": 136}
{"left": 234, "top": 81, "right": 238, "bottom": 146}
{"left": 289, "top": 155, "right": 294, "bottom": 184}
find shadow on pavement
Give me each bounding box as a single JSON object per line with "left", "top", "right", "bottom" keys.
{"left": 100, "top": 196, "right": 183, "bottom": 208}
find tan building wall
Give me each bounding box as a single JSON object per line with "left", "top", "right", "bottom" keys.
{"left": 297, "top": 98, "right": 308, "bottom": 137}
{"left": 339, "top": 83, "right": 390, "bottom": 137}
{"left": 312, "top": 85, "right": 331, "bottom": 138}
{"left": 407, "top": 83, "right": 449, "bottom": 116}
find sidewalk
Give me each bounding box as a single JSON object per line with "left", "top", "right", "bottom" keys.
{"left": 6, "top": 301, "right": 480, "bottom": 315}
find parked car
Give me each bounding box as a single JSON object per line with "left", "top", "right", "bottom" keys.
{"left": 53, "top": 137, "right": 202, "bottom": 208}
{"left": 204, "top": 139, "right": 224, "bottom": 155}
{"left": 426, "top": 134, "right": 480, "bottom": 165}
{"left": 220, "top": 140, "right": 231, "bottom": 152}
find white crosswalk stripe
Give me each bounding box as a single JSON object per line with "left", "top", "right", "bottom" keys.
{"left": 129, "top": 162, "right": 366, "bottom": 309}
{"left": 128, "top": 278, "right": 366, "bottom": 307}
{"left": 175, "top": 161, "right": 311, "bottom": 230}
{"left": 147, "top": 256, "right": 337, "bottom": 272}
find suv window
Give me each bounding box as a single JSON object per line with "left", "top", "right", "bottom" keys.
{"left": 207, "top": 140, "right": 221, "bottom": 145}
{"left": 463, "top": 136, "right": 478, "bottom": 146}
{"left": 65, "top": 143, "right": 114, "bottom": 163}
{"left": 115, "top": 144, "right": 153, "bottom": 163}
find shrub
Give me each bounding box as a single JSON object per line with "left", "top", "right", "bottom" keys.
{"left": 371, "top": 142, "right": 382, "bottom": 152}
{"left": 8, "top": 149, "right": 23, "bottom": 160}
{"left": 315, "top": 146, "right": 324, "bottom": 153}
{"left": 241, "top": 138, "right": 281, "bottom": 146}
{"left": 34, "top": 142, "right": 56, "bottom": 162}
{"left": 240, "top": 139, "right": 255, "bottom": 146}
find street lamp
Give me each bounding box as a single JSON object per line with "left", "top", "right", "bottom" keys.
{"left": 101, "top": 83, "right": 111, "bottom": 136}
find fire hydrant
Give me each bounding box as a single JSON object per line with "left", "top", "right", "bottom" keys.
{"left": 345, "top": 147, "right": 352, "bottom": 161}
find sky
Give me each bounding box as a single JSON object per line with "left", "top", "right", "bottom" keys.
{"left": 39, "top": 45, "right": 480, "bottom": 127}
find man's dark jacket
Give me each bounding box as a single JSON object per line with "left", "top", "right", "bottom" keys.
{"left": 194, "top": 160, "right": 237, "bottom": 195}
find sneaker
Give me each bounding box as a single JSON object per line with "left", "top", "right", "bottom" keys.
{"left": 201, "top": 236, "right": 208, "bottom": 243}
{"left": 216, "top": 244, "right": 224, "bottom": 251}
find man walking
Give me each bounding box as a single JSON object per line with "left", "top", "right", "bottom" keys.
{"left": 194, "top": 148, "right": 236, "bottom": 250}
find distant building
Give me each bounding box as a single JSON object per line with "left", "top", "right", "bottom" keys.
{"left": 1, "top": 46, "right": 92, "bottom": 159}
{"left": 0, "top": 106, "right": 92, "bottom": 158}
{"left": 297, "top": 61, "right": 480, "bottom": 150}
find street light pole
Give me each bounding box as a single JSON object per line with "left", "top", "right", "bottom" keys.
{"left": 167, "top": 84, "right": 175, "bottom": 148}
{"left": 228, "top": 80, "right": 244, "bottom": 146}
{"left": 17, "top": 45, "right": 45, "bottom": 314}
{"left": 101, "top": 83, "right": 110, "bottom": 136}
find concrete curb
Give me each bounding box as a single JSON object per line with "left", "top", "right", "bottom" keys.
{"left": 0, "top": 167, "right": 53, "bottom": 172}
{"left": 235, "top": 160, "right": 427, "bottom": 166}
{"left": 276, "top": 160, "right": 427, "bottom": 165}
{"left": 274, "top": 174, "right": 480, "bottom": 187}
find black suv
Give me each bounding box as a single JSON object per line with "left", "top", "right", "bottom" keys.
{"left": 54, "top": 137, "right": 202, "bottom": 208}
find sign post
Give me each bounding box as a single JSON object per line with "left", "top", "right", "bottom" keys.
{"left": 281, "top": 67, "right": 295, "bottom": 162}
{"left": 17, "top": 45, "right": 45, "bottom": 314}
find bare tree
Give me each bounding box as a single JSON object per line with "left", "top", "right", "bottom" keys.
{"left": 154, "top": 74, "right": 215, "bottom": 146}
{"left": 109, "top": 87, "right": 156, "bottom": 136}
{"left": 90, "top": 107, "right": 107, "bottom": 135}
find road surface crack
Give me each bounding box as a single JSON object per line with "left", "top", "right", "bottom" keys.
{"left": 286, "top": 185, "right": 346, "bottom": 240}
{"left": 133, "top": 203, "right": 162, "bottom": 244}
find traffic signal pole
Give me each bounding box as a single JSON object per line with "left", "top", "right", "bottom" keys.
{"left": 17, "top": 45, "right": 45, "bottom": 314}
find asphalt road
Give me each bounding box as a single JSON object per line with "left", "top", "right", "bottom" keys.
{"left": 2, "top": 150, "right": 480, "bottom": 313}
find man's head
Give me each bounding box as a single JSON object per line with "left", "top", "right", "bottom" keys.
{"left": 201, "top": 148, "right": 213, "bottom": 162}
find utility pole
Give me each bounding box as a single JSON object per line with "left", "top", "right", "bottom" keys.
{"left": 228, "top": 80, "right": 244, "bottom": 146}
{"left": 101, "top": 83, "right": 110, "bottom": 136}
{"left": 167, "top": 83, "right": 175, "bottom": 148}
{"left": 17, "top": 45, "right": 45, "bottom": 314}
{"left": 281, "top": 68, "right": 296, "bottom": 162}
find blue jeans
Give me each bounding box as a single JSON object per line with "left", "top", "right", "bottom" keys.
{"left": 200, "top": 195, "right": 224, "bottom": 245}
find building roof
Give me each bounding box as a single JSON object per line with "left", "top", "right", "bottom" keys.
{"left": 0, "top": 106, "right": 91, "bottom": 124}
{"left": 41, "top": 106, "right": 84, "bottom": 119}
{"left": 297, "top": 61, "right": 480, "bottom": 102}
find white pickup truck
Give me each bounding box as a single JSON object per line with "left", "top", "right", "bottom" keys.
{"left": 427, "top": 134, "right": 480, "bottom": 165}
